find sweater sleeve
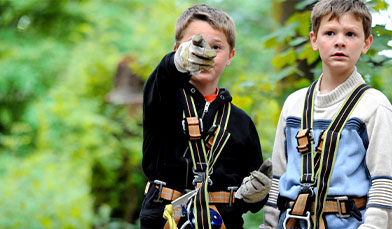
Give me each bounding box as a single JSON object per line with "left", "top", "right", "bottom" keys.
{"left": 262, "top": 97, "right": 289, "bottom": 228}
{"left": 359, "top": 95, "right": 392, "bottom": 228}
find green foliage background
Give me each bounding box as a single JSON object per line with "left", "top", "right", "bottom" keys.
{"left": 0, "top": 0, "right": 390, "bottom": 228}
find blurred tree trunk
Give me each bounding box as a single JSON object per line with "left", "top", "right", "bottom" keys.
{"left": 272, "top": 0, "right": 319, "bottom": 97}
{"left": 272, "top": 0, "right": 300, "bottom": 24}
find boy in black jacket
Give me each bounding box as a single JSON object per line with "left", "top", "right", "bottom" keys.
{"left": 140, "top": 4, "right": 271, "bottom": 228}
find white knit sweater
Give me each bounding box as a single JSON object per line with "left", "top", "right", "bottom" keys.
{"left": 263, "top": 69, "right": 392, "bottom": 229}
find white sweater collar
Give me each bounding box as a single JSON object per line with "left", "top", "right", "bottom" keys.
{"left": 315, "top": 68, "right": 365, "bottom": 108}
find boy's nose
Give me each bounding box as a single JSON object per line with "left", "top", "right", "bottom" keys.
{"left": 334, "top": 34, "right": 346, "bottom": 48}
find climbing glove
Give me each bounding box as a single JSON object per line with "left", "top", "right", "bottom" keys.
{"left": 235, "top": 159, "right": 272, "bottom": 203}
{"left": 174, "top": 34, "right": 216, "bottom": 76}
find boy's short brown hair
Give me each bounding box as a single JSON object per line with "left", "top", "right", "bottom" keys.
{"left": 175, "top": 4, "right": 236, "bottom": 50}
{"left": 311, "top": 0, "right": 372, "bottom": 39}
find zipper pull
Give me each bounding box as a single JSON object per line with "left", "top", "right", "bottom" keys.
{"left": 201, "top": 102, "right": 210, "bottom": 119}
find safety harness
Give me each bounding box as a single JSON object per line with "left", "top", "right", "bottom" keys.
{"left": 146, "top": 88, "right": 233, "bottom": 229}
{"left": 283, "top": 81, "right": 370, "bottom": 229}
{"left": 181, "top": 88, "right": 231, "bottom": 229}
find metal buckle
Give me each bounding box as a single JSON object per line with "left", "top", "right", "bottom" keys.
{"left": 171, "top": 189, "right": 198, "bottom": 218}
{"left": 310, "top": 129, "right": 314, "bottom": 140}
{"left": 300, "top": 180, "right": 316, "bottom": 196}
{"left": 208, "top": 124, "right": 217, "bottom": 134}
{"left": 192, "top": 164, "right": 213, "bottom": 187}
{"left": 199, "top": 118, "right": 203, "bottom": 133}
{"left": 227, "top": 186, "right": 238, "bottom": 207}
{"left": 283, "top": 209, "right": 311, "bottom": 229}
{"left": 182, "top": 119, "right": 187, "bottom": 134}
{"left": 335, "top": 196, "right": 350, "bottom": 218}
{"left": 153, "top": 180, "right": 166, "bottom": 203}
{"left": 315, "top": 130, "right": 326, "bottom": 153}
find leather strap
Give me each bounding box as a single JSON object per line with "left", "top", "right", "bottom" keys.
{"left": 286, "top": 193, "right": 312, "bottom": 228}
{"left": 209, "top": 191, "right": 236, "bottom": 204}
{"left": 287, "top": 196, "right": 367, "bottom": 214}
{"left": 145, "top": 181, "right": 236, "bottom": 204}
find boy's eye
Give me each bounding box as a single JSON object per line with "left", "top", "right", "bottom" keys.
{"left": 212, "top": 45, "right": 221, "bottom": 50}
{"left": 346, "top": 32, "right": 355, "bottom": 37}
{"left": 326, "top": 31, "right": 334, "bottom": 36}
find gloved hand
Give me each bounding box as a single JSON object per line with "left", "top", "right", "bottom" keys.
{"left": 174, "top": 34, "right": 217, "bottom": 75}
{"left": 235, "top": 159, "right": 272, "bottom": 203}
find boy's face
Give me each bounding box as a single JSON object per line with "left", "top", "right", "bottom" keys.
{"left": 310, "top": 13, "right": 372, "bottom": 77}
{"left": 175, "top": 20, "right": 235, "bottom": 88}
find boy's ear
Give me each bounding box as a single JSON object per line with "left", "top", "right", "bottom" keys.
{"left": 173, "top": 43, "right": 178, "bottom": 51}
{"left": 361, "top": 34, "right": 373, "bottom": 54}
{"left": 226, "top": 48, "right": 235, "bottom": 66}
{"left": 309, "top": 31, "right": 318, "bottom": 51}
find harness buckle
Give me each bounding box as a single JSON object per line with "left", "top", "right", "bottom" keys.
{"left": 170, "top": 189, "right": 198, "bottom": 218}
{"left": 315, "top": 131, "right": 326, "bottom": 154}
{"left": 208, "top": 124, "right": 218, "bottom": 134}
{"left": 227, "top": 186, "right": 238, "bottom": 207}
{"left": 153, "top": 180, "right": 167, "bottom": 203}
{"left": 283, "top": 209, "right": 311, "bottom": 229}
{"left": 300, "top": 180, "right": 316, "bottom": 196}
{"left": 296, "top": 128, "right": 314, "bottom": 153}
{"left": 182, "top": 117, "right": 203, "bottom": 140}
{"left": 205, "top": 125, "right": 218, "bottom": 149}
{"left": 335, "top": 196, "right": 351, "bottom": 218}
{"left": 192, "top": 163, "right": 213, "bottom": 187}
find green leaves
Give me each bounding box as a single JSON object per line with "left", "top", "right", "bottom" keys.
{"left": 0, "top": 0, "right": 145, "bottom": 227}
{"left": 0, "top": 0, "right": 391, "bottom": 227}
{"left": 261, "top": 0, "right": 392, "bottom": 94}
{"left": 0, "top": 153, "right": 93, "bottom": 228}
{"left": 368, "top": 0, "right": 390, "bottom": 11}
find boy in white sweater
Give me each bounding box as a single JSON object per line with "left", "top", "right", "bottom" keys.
{"left": 261, "top": 0, "right": 392, "bottom": 228}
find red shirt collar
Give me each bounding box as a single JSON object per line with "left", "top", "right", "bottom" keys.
{"left": 203, "top": 88, "right": 219, "bottom": 103}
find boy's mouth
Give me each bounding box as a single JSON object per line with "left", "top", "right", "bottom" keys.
{"left": 333, "top": 52, "right": 347, "bottom": 57}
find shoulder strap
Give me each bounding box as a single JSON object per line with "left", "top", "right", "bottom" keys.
{"left": 313, "top": 83, "right": 370, "bottom": 228}
{"left": 206, "top": 102, "right": 231, "bottom": 169}
{"left": 181, "top": 88, "right": 231, "bottom": 228}
{"left": 299, "top": 80, "right": 318, "bottom": 184}
{"left": 287, "top": 82, "right": 370, "bottom": 229}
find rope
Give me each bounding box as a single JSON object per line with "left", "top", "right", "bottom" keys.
{"left": 163, "top": 204, "right": 177, "bottom": 229}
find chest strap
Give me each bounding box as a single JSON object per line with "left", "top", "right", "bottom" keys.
{"left": 287, "top": 82, "right": 370, "bottom": 229}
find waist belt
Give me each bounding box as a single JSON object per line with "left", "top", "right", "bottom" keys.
{"left": 145, "top": 181, "right": 236, "bottom": 204}
{"left": 280, "top": 195, "right": 366, "bottom": 218}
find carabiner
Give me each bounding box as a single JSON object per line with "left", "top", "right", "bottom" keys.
{"left": 282, "top": 209, "right": 311, "bottom": 229}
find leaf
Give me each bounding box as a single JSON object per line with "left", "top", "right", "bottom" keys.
{"left": 296, "top": 0, "right": 318, "bottom": 10}
{"left": 289, "top": 36, "right": 308, "bottom": 47}
{"left": 297, "top": 43, "right": 320, "bottom": 64}
{"left": 271, "top": 65, "right": 298, "bottom": 82}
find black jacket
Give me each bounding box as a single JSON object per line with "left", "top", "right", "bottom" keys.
{"left": 141, "top": 52, "right": 265, "bottom": 228}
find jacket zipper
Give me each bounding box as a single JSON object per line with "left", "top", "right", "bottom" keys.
{"left": 201, "top": 101, "right": 210, "bottom": 119}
